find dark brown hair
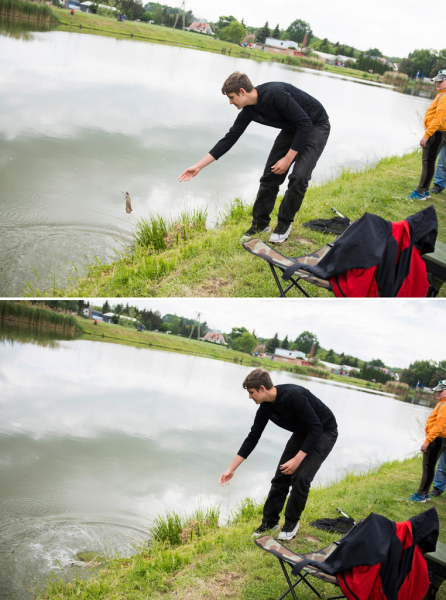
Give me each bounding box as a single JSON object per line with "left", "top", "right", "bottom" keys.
{"left": 221, "top": 72, "right": 254, "bottom": 95}
{"left": 243, "top": 368, "right": 273, "bottom": 391}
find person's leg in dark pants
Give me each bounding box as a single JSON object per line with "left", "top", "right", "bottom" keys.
{"left": 262, "top": 432, "right": 306, "bottom": 525}
{"left": 417, "top": 131, "right": 445, "bottom": 194}
{"left": 262, "top": 430, "right": 338, "bottom": 526}
{"left": 418, "top": 437, "right": 444, "bottom": 496}
{"left": 251, "top": 129, "right": 296, "bottom": 229}
{"left": 252, "top": 124, "right": 330, "bottom": 229}
{"left": 277, "top": 123, "right": 330, "bottom": 227}
{"left": 284, "top": 430, "right": 337, "bottom": 523}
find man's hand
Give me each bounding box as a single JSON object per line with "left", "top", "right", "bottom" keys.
{"left": 420, "top": 136, "right": 429, "bottom": 148}
{"left": 271, "top": 156, "right": 293, "bottom": 175}
{"left": 219, "top": 469, "right": 234, "bottom": 485}
{"left": 280, "top": 455, "right": 304, "bottom": 475}
{"left": 179, "top": 166, "right": 200, "bottom": 182}
{"left": 421, "top": 442, "right": 429, "bottom": 453}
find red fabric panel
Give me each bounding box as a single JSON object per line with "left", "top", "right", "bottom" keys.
{"left": 395, "top": 522, "right": 430, "bottom": 600}
{"left": 337, "top": 564, "right": 384, "bottom": 600}
{"left": 330, "top": 266, "right": 378, "bottom": 297}
{"left": 392, "top": 221, "right": 411, "bottom": 259}
{"left": 396, "top": 247, "right": 429, "bottom": 297}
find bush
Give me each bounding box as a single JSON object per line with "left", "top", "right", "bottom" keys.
{"left": 97, "top": 6, "right": 117, "bottom": 18}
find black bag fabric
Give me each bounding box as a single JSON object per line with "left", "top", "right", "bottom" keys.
{"left": 303, "top": 217, "right": 351, "bottom": 235}
{"left": 310, "top": 516, "right": 355, "bottom": 534}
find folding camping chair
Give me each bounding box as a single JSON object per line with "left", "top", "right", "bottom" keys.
{"left": 254, "top": 535, "right": 346, "bottom": 600}
{"left": 242, "top": 238, "right": 334, "bottom": 298}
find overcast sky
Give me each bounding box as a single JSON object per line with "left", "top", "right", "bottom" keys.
{"left": 91, "top": 299, "right": 445, "bottom": 369}
{"left": 190, "top": 0, "right": 443, "bottom": 58}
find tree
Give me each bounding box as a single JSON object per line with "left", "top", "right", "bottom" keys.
{"left": 102, "top": 300, "right": 111, "bottom": 314}
{"left": 119, "top": 0, "right": 144, "bottom": 20}
{"left": 398, "top": 57, "right": 416, "bottom": 78}
{"left": 286, "top": 19, "right": 312, "bottom": 44}
{"left": 400, "top": 360, "right": 437, "bottom": 388}
{"left": 232, "top": 332, "right": 257, "bottom": 353}
{"left": 294, "top": 331, "right": 319, "bottom": 355}
{"left": 369, "top": 358, "right": 385, "bottom": 368}
{"left": 430, "top": 59, "right": 446, "bottom": 77}
{"left": 266, "top": 333, "right": 280, "bottom": 353}
{"left": 256, "top": 21, "right": 271, "bottom": 44}
{"left": 281, "top": 335, "right": 289, "bottom": 350}
{"left": 230, "top": 326, "right": 249, "bottom": 342}
{"left": 220, "top": 20, "right": 245, "bottom": 43}
{"left": 408, "top": 48, "right": 437, "bottom": 76}
{"left": 272, "top": 23, "right": 280, "bottom": 38}
{"left": 152, "top": 2, "right": 163, "bottom": 24}
{"left": 366, "top": 48, "right": 383, "bottom": 57}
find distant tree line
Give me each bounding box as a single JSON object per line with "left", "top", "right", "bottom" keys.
{"left": 398, "top": 48, "right": 446, "bottom": 78}
{"left": 400, "top": 360, "right": 446, "bottom": 388}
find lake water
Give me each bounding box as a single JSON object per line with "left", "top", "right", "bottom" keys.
{"left": 0, "top": 323, "right": 432, "bottom": 598}
{"left": 0, "top": 20, "right": 434, "bottom": 295}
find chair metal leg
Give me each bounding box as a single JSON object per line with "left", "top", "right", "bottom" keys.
{"left": 278, "top": 560, "right": 302, "bottom": 600}
{"left": 269, "top": 264, "right": 311, "bottom": 298}
{"left": 278, "top": 560, "right": 345, "bottom": 600}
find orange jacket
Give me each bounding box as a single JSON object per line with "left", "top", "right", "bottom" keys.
{"left": 424, "top": 90, "right": 446, "bottom": 138}
{"left": 424, "top": 399, "right": 446, "bottom": 444}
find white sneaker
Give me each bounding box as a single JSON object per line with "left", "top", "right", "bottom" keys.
{"left": 269, "top": 223, "right": 291, "bottom": 244}
{"left": 241, "top": 224, "right": 271, "bottom": 242}
{"left": 278, "top": 521, "right": 299, "bottom": 541}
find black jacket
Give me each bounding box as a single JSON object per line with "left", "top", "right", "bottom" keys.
{"left": 209, "top": 82, "right": 329, "bottom": 159}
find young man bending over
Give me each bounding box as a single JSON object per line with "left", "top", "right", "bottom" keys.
{"left": 179, "top": 72, "right": 330, "bottom": 244}
{"left": 219, "top": 368, "right": 338, "bottom": 540}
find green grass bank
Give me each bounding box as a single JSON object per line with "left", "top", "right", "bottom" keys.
{"left": 35, "top": 456, "right": 446, "bottom": 600}
{"left": 0, "top": 300, "right": 81, "bottom": 331}
{"left": 47, "top": 150, "right": 446, "bottom": 298}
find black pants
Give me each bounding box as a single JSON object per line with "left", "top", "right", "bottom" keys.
{"left": 263, "top": 429, "right": 338, "bottom": 525}
{"left": 417, "top": 437, "right": 446, "bottom": 495}
{"left": 417, "top": 131, "right": 446, "bottom": 194}
{"left": 252, "top": 122, "right": 331, "bottom": 228}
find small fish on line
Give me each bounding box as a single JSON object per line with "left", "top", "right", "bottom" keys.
{"left": 121, "top": 191, "right": 132, "bottom": 213}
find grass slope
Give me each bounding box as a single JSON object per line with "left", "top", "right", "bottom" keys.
{"left": 36, "top": 456, "right": 446, "bottom": 600}
{"left": 49, "top": 150, "right": 446, "bottom": 298}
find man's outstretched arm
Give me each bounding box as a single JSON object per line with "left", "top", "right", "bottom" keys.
{"left": 178, "top": 153, "right": 215, "bottom": 182}
{"left": 219, "top": 455, "right": 245, "bottom": 485}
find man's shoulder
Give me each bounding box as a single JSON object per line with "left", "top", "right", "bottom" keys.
{"left": 276, "top": 383, "right": 307, "bottom": 396}
{"left": 257, "top": 81, "right": 298, "bottom": 95}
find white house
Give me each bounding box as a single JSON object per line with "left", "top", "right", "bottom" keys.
{"left": 275, "top": 348, "right": 306, "bottom": 360}
{"left": 265, "top": 37, "right": 299, "bottom": 50}
{"left": 202, "top": 332, "right": 227, "bottom": 345}
{"left": 187, "top": 21, "right": 213, "bottom": 35}
{"left": 80, "top": 1, "right": 117, "bottom": 9}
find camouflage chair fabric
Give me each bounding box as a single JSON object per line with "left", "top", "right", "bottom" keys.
{"left": 254, "top": 535, "right": 345, "bottom": 600}
{"left": 242, "top": 239, "right": 333, "bottom": 298}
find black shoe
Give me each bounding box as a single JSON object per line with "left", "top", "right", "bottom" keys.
{"left": 278, "top": 520, "right": 299, "bottom": 540}
{"left": 430, "top": 184, "right": 444, "bottom": 194}
{"left": 251, "top": 520, "right": 279, "bottom": 538}
{"left": 431, "top": 487, "right": 443, "bottom": 497}
{"left": 241, "top": 223, "right": 271, "bottom": 241}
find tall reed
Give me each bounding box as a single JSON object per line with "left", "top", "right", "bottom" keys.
{"left": 132, "top": 206, "right": 207, "bottom": 252}
{"left": 0, "top": 0, "right": 55, "bottom": 22}
{"left": 383, "top": 71, "right": 409, "bottom": 86}
{"left": 0, "top": 301, "right": 81, "bottom": 331}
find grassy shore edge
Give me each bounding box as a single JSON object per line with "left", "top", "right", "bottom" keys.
{"left": 35, "top": 455, "right": 446, "bottom": 600}
{"left": 40, "top": 150, "right": 446, "bottom": 298}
